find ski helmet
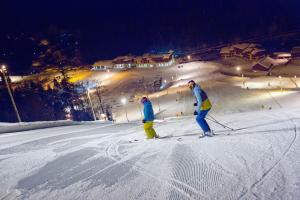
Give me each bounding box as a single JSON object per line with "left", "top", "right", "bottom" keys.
{"left": 140, "top": 96, "right": 148, "bottom": 103}
{"left": 188, "top": 80, "right": 195, "bottom": 89}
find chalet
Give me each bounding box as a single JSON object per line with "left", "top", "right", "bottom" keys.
{"left": 93, "top": 50, "right": 175, "bottom": 70}
{"left": 220, "top": 43, "right": 266, "bottom": 60}
{"left": 135, "top": 54, "right": 153, "bottom": 68}
{"left": 113, "top": 56, "right": 135, "bottom": 69}
{"left": 92, "top": 60, "right": 113, "bottom": 70}
{"left": 220, "top": 46, "right": 234, "bottom": 58}
{"left": 150, "top": 50, "right": 175, "bottom": 67}
{"left": 136, "top": 50, "right": 175, "bottom": 68}
{"left": 232, "top": 43, "right": 251, "bottom": 56}
{"left": 252, "top": 56, "right": 281, "bottom": 72}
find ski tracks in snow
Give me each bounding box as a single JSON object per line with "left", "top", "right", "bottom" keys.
{"left": 238, "top": 112, "right": 299, "bottom": 199}
{"left": 101, "top": 130, "right": 209, "bottom": 199}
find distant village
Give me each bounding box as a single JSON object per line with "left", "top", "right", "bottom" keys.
{"left": 92, "top": 50, "right": 176, "bottom": 70}
{"left": 5, "top": 43, "right": 300, "bottom": 92}
{"left": 91, "top": 44, "right": 300, "bottom": 73}
{"left": 220, "top": 43, "right": 300, "bottom": 72}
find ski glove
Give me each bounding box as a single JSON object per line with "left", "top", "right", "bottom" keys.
{"left": 194, "top": 102, "right": 197, "bottom": 106}
{"left": 194, "top": 111, "right": 198, "bottom": 115}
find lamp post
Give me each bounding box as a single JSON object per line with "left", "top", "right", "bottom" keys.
{"left": 236, "top": 66, "right": 241, "bottom": 74}
{"left": 121, "top": 97, "right": 129, "bottom": 122}
{"left": 156, "top": 94, "right": 161, "bottom": 112}
{"left": 278, "top": 75, "right": 282, "bottom": 91}
{"left": 236, "top": 66, "right": 245, "bottom": 86}
{"left": 164, "top": 79, "right": 169, "bottom": 94}
{"left": 0, "top": 65, "right": 22, "bottom": 122}
{"left": 87, "top": 89, "right": 96, "bottom": 121}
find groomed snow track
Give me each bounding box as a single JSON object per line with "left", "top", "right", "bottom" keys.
{"left": 1, "top": 108, "right": 300, "bottom": 200}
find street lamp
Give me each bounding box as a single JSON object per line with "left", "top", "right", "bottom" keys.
{"left": 87, "top": 89, "right": 96, "bottom": 121}
{"left": 164, "top": 80, "right": 169, "bottom": 94}
{"left": 156, "top": 94, "right": 161, "bottom": 112}
{"left": 121, "top": 97, "right": 129, "bottom": 122}
{"left": 0, "top": 65, "right": 22, "bottom": 122}
{"left": 121, "top": 97, "right": 126, "bottom": 105}
{"left": 187, "top": 55, "right": 191, "bottom": 60}
{"left": 236, "top": 66, "right": 245, "bottom": 86}
{"left": 278, "top": 75, "right": 282, "bottom": 91}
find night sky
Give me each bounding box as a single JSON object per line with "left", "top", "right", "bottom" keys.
{"left": 1, "top": 0, "right": 300, "bottom": 74}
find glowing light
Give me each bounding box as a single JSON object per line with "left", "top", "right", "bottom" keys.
{"left": 236, "top": 66, "right": 241, "bottom": 71}
{"left": 278, "top": 75, "right": 282, "bottom": 79}
{"left": 164, "top": 80, "right": 167, "bottom": 83}
{"left": 187, "top": 55, "right": 191, "bottom": 60}
{"left": 1, "top": 65, "right": 7, "bottom": 71}
{"left": 121, "top": 98, "right": 127, "bottom": 105}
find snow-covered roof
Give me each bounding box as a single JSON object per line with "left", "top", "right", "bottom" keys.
{"left": 113, "top": 56, "right": 135, "bottom": 62}
{"left": 273, "top": 52, "right": 291, "bottom": 57}
{"left": 242, "top": 47, "right": 255, "bottom": 53}
{"left": 251, "top": 48, "right": 266, "bottom": 55}
{"left": 258, "top": 56, "right": 281, "bottom": 68}
{"left": 93, "top": 50, "right": 174, "bottom": 65}
{"left": 220, "top": 46, "right": 233, "bottom": 54}
{"left": 93, "top": 60, "right": 113, "bottom": 67}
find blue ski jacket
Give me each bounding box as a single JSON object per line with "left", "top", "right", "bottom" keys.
{"left": 143, "top": 101, "right": 155, "bottom": 122}
{"left": 192, "top": 84, "right": 212, "bottom": 111}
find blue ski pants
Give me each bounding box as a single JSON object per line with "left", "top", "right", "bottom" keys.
{"left": 196, "top": 109, "right": 211, "bottom": 133}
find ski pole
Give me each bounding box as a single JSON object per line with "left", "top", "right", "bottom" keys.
{"left": 207, "top": 114, "right": 235, "bottom": 131}
{"left": 206, "top": 117, "right": 231, "bottom": 130}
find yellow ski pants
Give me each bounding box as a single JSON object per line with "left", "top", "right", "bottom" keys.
{"left": 144, "top": 121, "right": 158, "bottom": 139}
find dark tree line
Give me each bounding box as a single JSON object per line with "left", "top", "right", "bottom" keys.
{"left": 0, "top": 75, "right": 93, "bottom": 123}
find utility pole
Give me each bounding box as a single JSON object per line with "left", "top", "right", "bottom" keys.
{"left": 87, "top": 89, "right": 97, "bottom": 121}
{"left": 121, "top": 97, "right": 129, "bottom": 122}
{"left": 156, "top": 94, "right": 161, "bottom": 112}
{"left": 1, "top": 65, "right": 22, "bottom": 122}
{"left": 95, "top": 81, "right": 105, "bottom": 113}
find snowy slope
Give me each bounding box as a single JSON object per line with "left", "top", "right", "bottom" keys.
{"left": 1, "top": 61, "right": 300, "bottom": 199}
{"left": 87, "top": 61, "right": 300, "bottom": 123}
{"left": 0, "top": 97, "right": 300, "bottom": 199}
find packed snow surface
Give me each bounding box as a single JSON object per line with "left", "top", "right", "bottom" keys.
{"left": 1, "top": 106, "right": 300, "bottom": 199}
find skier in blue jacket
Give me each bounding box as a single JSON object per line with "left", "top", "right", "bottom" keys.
{"left": 188, "top": 80, "right": 213, "bottom": 137}
{"left": 141, "top": 97, "right": 159, "bottom": 139}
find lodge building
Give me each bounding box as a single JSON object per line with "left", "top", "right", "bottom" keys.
{"left": 92, "top": 50, "right": 175, "bottom": 70}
